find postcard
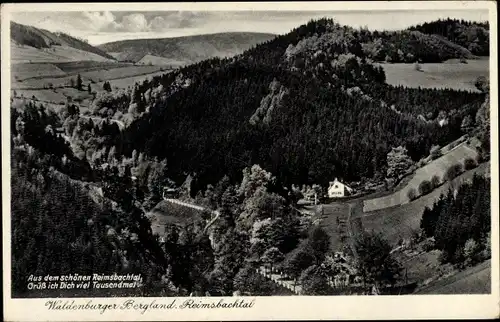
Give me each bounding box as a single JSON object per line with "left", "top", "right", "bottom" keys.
{"left": 2, "top": 1, "right": 498, "bottom": 321}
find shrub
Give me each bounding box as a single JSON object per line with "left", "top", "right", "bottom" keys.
{"left": 464, "top": 158, "right": 477, "bottom": 170}
{"left": 476, "top": 154, "right": 484, "bottom": 165}
{"left": 481, "top": 232, "right": 491, "bottom": 260}
{"left": 407, "top": 188, "right": 417, "bottom": 201}
{"left": 418, "top": 180, "right": 433, "bottom": 195}
{"left": 475, "top": 76, "right": 487, "bottom": 92}
{"left": 438, "top": 249, "right": 451, "bottom": 264}
{"left": 430, "top": 145, "right": 442, "bottom": 160}
{"left": 431, "top": 175, "right": 441, "bottom": 188}
{"left": 463, "top": 238, "right": 480, "bottom": 267}
{"left": 299, "top": 265, "right": 330, "bottom": 295}
{"left": 421, "top": 239, "right": 435, "bottom": 252}
{"left": 444, "top": 163, "right": 463, "bottom": 182}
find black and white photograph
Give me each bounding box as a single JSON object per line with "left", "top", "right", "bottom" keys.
{"left": 1, "top": 1, "right": 498, "bottom": 320}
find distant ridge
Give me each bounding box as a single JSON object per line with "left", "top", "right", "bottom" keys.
{"left": 11, "top": 21, "right": 115, "bottom": 62}
{"left": 98, "top": 32, "right": 276, "bottom": 64}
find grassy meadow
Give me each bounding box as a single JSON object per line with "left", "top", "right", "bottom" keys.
{"left": 363, "top": 142, "right": 480, "bottom": 212}
{"left": 354, "top": 162, "right": 490, "bottom": 246}
{"left": 381, "top": 58, "right": 489, "bottom": 92}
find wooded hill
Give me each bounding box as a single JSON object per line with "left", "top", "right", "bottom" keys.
{"left": 10, "top": 21, "right": 115, "bottom": 60}
{"left": 98, "top": 32, "right": 276, "bottom": 64}
{"left": 120, "top": 18, "right": 487, "bottom": 193}
{"left": 409, "top": 18, "right": 489, "bottom": 57}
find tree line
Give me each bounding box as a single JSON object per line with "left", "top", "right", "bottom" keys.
{"left": 420, "top": 174, "right": 490, "bottom": 266}
{"left": 409, "top": 18, "right": 489, "bottom": 56}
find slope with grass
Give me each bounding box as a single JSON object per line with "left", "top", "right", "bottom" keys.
{"left": 414, "top": 259, "right": 491, "bottom": 294}
{"left": 11, "top": 63, "right": 66, "bottom": 81}
{"left": 363, "top": 142, "right": 480, "bottom": 212}
{"left": 314, "top": 203, "right": 352, "bottom": 252}
{"left": 96, "top": 71, "right": 170, "bottom": 91}
{"left": 354, "top": 162, "right": 490, "bottom": 246}
{"left": 98, "top": 32, "right": 276, "bottom": 65}
{"left": 11, "top": 42, "right": 115, "bottom": 64}
{"left": 11, "top": 21, "right": 114, "bottom": 60}
{"left": 381, "top": 58, "right": 489, "bottom": 92}
{"left": 147, "top": 199, "right": 207, "bottom": 237}
{"left": 12, "top": 65, "right": 168, "bottom": 90}
{"left": 136, "top": 54, "right": 187, "bottom": 68}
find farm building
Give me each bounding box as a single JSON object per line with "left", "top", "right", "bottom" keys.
{"left": 327, "top": 178, "right": 353, "bottom": 198}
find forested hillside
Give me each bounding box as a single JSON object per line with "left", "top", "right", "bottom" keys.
{"left": 10, "top": 102, "right": 169, "bottom": 297}
{"left": 409, "top": 18, "right": 489, "bottom": 56}
{"left": 121, "top": 18, "right": 486, "bottom": 193}
{"left": 98, "top": 32, "right": 276, "bottom": 64}
{"left": 420, "top": 174, "right": 490, "bottom": 265}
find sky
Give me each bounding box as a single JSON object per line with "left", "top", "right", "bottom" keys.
{"left": 11, "top": 9, "right": 489, "bottom": 45}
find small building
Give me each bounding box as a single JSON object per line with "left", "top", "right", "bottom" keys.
{"left": 162, "top": 187, "right": 179, "bottom": 199}
{"left": 328, "top": 178, "right": 353, "bottom": 198}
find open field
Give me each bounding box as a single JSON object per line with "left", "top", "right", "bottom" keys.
{"left": 381, "top": 58, "right": 489, "bottom": 92}
{"left": 313, "top": 203, "right": 351, "bottom": 252}
{"left": 354, "top": 162, "right": 490, "bottom": 246}
{"left": 399, "top": 250, "right": 445, "bottom": 284}
{"left": 53, "top": 61, "right": 132, "bottom": 73}
{"left": 12, "top": 65, "right": 169, "bottom": 91}
{"left": 11, "top": 43, "right": 114, "bottom": 64}
{"left": 13, "top": 87, "right": 94, "bottom": 107}
{"left": 414, "top": 260, "right": 491, "bottom": 294}
{"left": 11, "top": 63, "right": 66, "bottom": 81}
{"left": 147, "top": 200, "right": 206, "bottom": 236}
{"left": 81, "top": 66, "right": 166, "bottom": 83}
{"left": 363, "top": 142, "right": 479, "bottom": 212}
{"left": 13, "top": 89, "right": 67, "bottom": 104}
{"left": 11, "top": 61, "right": 135, "bottom": 83}
{"left": 137, "top": 54, "right": 187, "bottom": 68}
{"left": 96, "top": 70, "right": 170, "bottom": 90}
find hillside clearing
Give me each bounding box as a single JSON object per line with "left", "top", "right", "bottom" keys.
{"left": 363, "top": 142, "right": 480, "bottom": 212}
{"left": 381, "top": 58, "right": 489, "bottom": 92}
{"left": 96, "top": 71, "right": 170, "bottom": 90}
{"left": 53, "top": 61, "right": 132, "bottom": 73}
{"left": 354, "top": 162, "right": 490, "bottom": 246}
{"left": 11, "top": 63, "right": 66, "bottom": 81}
{"left": 414, "top": 260, "right": 491, "bottom": 294}
{"left": 11, "top": 43, "right": 114, "bottom": 64}
{"left": 313, "top": 203, "right": 351, "bottom": 252}
{"left": 81, "top": 66, "right": 165, "bottom": 83}
{"left": 136, "top": 54, "right": 188, "bottom": 68}
{"left": 13, "top": 89, "right": 67, "bottom": 104}
{"left": 398, "top": 249, "right": 445, "bottom": 284}
{"left": 11, "top": 66, "right": 169, "bottom": 91}
{"left": 147, "top": 200, "right": 206, "bottom": 236}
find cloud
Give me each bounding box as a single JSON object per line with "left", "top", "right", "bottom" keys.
{"left": 12, "top": 10, "right": 489, "bottom": 45}
{"left": 148, "top": 12, "right": 197, "bottom": 31}
{"left": 121, "top": 13, "right": 150, "bottom": 31}
{"left": 82, "top": 11, "right": 121, "bottom": 32}
{"left": 79, "top": 11, "right": 206, "bottom": 33}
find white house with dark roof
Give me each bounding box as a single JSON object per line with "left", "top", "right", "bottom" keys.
{"left": 327, "top": 178, "right": 353, "bottom": 198}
